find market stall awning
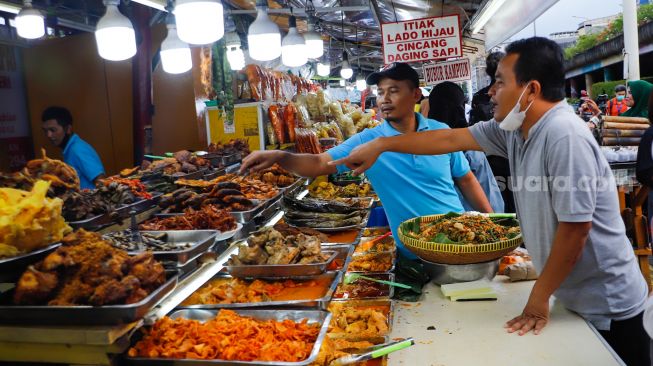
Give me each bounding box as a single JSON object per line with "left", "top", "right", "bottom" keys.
{"left": 479, "top": 0, "right": 560, "bottom": 49}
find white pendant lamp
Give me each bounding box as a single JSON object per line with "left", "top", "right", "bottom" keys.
{"left": 226, "top": 32, "right": 245, "bottom": 71}
{"left": 161, "top": 23, "right": 192, "bottom": 74}
{"left": 356, "top": 73, "right": 366, "bottom": 91}
{"left": 340, "top": 51, "right": 353, "bottom": 79}
{"left": 248, "top": 0, "right": 281, "bottom": 61}
{"left": 281, "top": 15, "right": 307, "bottom": 68}
{"left": 16, "top": 0, "right": 44, "bottom": 39}
{"left": 303, "top": 20, "right": 323, "bottom": 59}
{"left": 174, "top": 0, "right": 224, "bottom": 45}
{"left": 317, "top": 61, "right": 330, "bottom": 77}
{"left": 95, "top": 0, "right": 137, "bottom": 61}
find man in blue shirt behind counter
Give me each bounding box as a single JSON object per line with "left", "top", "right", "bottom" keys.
{"left": 239, "top": 62, "right": 493, "bottom": 259}
{"left": 41, "top": 106, "right": 105, "bottom": 190}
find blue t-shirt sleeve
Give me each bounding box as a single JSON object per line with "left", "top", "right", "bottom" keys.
{"left": 326, "top": 131, "right": 368, "bottom": 174}
{"left": 449, "top": 150, "right": 470, "bottom": 178}
{"left": 77, "top": 144, "right": 105, "bottom": 182}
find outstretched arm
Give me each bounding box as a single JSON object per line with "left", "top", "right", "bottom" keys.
{"left": 330, "top": 128, "right": 483, "bottom": 175}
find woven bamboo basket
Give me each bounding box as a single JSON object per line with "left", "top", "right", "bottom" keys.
{"left": 398, "top": 214, "right": 523, "bottom": 265}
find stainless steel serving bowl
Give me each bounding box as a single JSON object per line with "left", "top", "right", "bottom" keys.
{"left": 421, "top": 258, "right": 500, "bottom": 285}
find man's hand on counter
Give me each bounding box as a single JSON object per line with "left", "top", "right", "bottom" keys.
{"left": 505, "top": 295, "right": 549, "bottom": 336}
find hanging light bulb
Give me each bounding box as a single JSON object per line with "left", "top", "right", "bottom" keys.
{"left": 16, "top": 0, "right": 44, "bottom": 39}
{"left": 340, "top": 51, "right": 353, "bottom": 79}
{"left": 303, "top": 20, "right": 323, "bottom": 59}
{"left": 248, "top": 0, "right": 281, "bottom": 61}
{"left": 281, "top": 15, "right": 307, "bottom": 67}
{"left": 161, "top": 23, "right": 192, "bottom": 74}
{"left": 226, "top": 32, "right": 245, "bottom": 71}
{"left": 356, "top": 72, "right": 366, "bottom": 91}
{"left": 95, "top": 0, "right": 137, "bottom": 61}
{"left": 317, "top": 61, "right": 330, "bottom": 77}
{"left": 174, "top": 0, "right": 224, "bottom": 45}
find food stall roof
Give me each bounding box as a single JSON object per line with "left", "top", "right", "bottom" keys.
{"left": 0, "top": 0, "right": 559, "bottom": 67}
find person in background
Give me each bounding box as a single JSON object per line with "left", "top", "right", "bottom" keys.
{"left": 428, "top": 81, "right": 504, "bottom": 213}
{"left": 469, "top": 51, "right": 504, "bottom": 126}
{"left": 641, "top": 92, "right": 653, "bottom": 340}
{"left": 621, "top": 80, "right": 653, "bottom": 118}
{"left": 605, "top": 84, "right": 629, "bottom": 116}
{"left": 240, "top": 62, "right": 493, "bottom": 260}
{"left": 469, "top": 51, "right": 515, "bottom": 212}
{"left": 331, "top": 37, "right": 650, "bottom": 366}
{"left": 41, "top": 106, "right": 105, "bottom": 190}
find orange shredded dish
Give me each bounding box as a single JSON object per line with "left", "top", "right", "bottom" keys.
{"left": 128, "top": 310, "right": 320, "bottom": 362}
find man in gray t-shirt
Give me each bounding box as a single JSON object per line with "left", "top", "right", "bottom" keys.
{"left": 331, "top": 37, "right": 650, "bottom": 366}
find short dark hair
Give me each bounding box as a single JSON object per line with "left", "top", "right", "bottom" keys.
{"left": 505, "top": 37, "right": 566, "bottom": 102}
{"left": 615, "top": 84, "right": 627, "bottom": 93}
{"left": 486, "top": 51, "right": 504, "bottom": 79}
{"left": 42, "top": 106, "right": 73, "bottom": 128}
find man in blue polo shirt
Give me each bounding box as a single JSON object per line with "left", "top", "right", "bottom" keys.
{"left": 41, "top": 106, "right": 105, "bottom": 190}
{"left": 240, "top": 63, "right": 493, "bottom": 258}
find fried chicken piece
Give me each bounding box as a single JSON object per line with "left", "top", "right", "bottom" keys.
{"left": 297, "top": 234, "right": 321, "bottom": 257}
{"left": 13, "top": 266, "right": 59, "bottom": 305}
{"left": 236, "top": 243, "right": 269, "bottom": 265}
{"left": 48, "top": 279, "right": 94, "bottom": 305}
{"left": 128, "top": 252, "right": 165, "bottom": 290}
{"left": 89, "top": 275, "right": 140, "bottom": 305}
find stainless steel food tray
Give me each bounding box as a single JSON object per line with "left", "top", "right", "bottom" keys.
{"left": 333, "top": 272, "right": 396, "bottom": 300}
{"left": 0, "top": 243, "right": 61, "bottom": 282}
{"left": 204, "top": 152, "right": 242, "bottom": 167}
{"left": 225, "top": 244, "right": 338, "bottom": 278}
{"left": 355, "top": 236, "right": 396, "bottom": 257}
{"left": 229, "top": 200, "right": 266, "bottom": 223}
{"left": 68, "top": 211, "right": 122, "bottom": 230}
{"left": 279, "top": 178, "right": 307, "bottom": 196}
{"left": 327, "top": 299, "right": 395, "bottom": 341}
{"left": 178, "top": 271, "right": 342, "bottom": 310}
{"left": 0, "top": 271, "right": 179, "bottom": 326}
{"left": 125, "top": 230, "right": 218, "bottom": 264}
{"left": 347, "top": 250, "right": 396, "bottom": 273}
{"left": 204, "top": 167, "right": 226, "bottom": 180}
{"left": 290, "top": 209, "right": 370, "bottom": 233}
{"left": 125, "top": 308, "right": 331, "bottom": 366}
{"left": 164, "top": 169, "right": 207, "bottom": 182}
{"left": 115, "top": 193, "right": 163, "bottom": 218}
{"left": 321, "top": 228, "right": 364, "bottom": 246}
{"left": 326, "top": 245, "right": 355, "bottom": 273}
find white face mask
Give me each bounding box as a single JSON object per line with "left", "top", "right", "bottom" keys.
{"left": 499, "top": 83, "right": 534, "bottom": 131}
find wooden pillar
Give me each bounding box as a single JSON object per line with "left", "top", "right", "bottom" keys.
{"left": 131, "top": 3, "right": 152, "bottom": 165}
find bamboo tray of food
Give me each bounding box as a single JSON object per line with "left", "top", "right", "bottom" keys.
{"left": 125, "top": 308, "right": 332, "bottom": 366}
{"left": 177, "top": 271, "right": 342, "bottom": 310}
{"left": 398, "top": 213, "right": 523, "bottom": 264}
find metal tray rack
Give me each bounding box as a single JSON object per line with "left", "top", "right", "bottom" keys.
{"left": 0, "top": 243, "right": 61, "bottom": 282}
{"left": 0, "top": 271, "right": 179, "bottom": 326}
{"left": 229, "top": 199, "right": 266, "bottom": 223}
{"left": 125, "top": 308, "right": 332, "bottom": 366}
{"left": 225, "top": 242, "right": 338, "bottom": 278}
{"left": 177, "top": 271, "right": 342, "bottom": 310}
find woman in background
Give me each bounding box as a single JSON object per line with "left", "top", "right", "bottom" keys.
{"left": 427, "top": 82, "right": 504, "bottom": 213}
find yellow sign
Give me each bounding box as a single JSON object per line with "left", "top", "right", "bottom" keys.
{"left": 207, "top": 104, "right": 262, "bottom": 151}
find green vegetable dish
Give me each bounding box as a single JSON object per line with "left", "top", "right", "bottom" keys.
{"left": 401, "top": 212, "right": 521, "bottom": 245}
